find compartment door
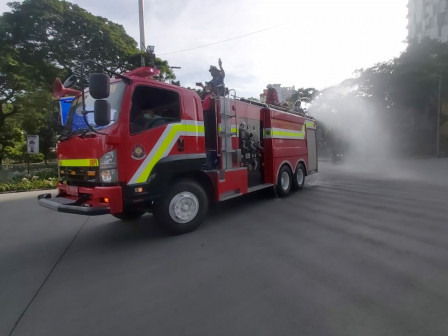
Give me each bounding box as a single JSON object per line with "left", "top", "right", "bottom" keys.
{"left": 307, "top": 128, "right": 318, "bottom": 173}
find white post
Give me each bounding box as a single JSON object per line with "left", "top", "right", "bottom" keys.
{"left": 138, "top": 0, "right": 146, "bottom": 67}
{"left": 437, "top": 75, "right": 442, "bottom": 157}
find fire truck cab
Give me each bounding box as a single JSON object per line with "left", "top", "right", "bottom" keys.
{"left": 38, "top": 67, "right": 318, "bottom": 234}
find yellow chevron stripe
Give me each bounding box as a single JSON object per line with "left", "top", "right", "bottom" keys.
{"left": 134, "top": 124, "right": 182, "bottom": 183}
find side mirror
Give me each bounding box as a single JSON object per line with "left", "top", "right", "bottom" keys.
{"left": 94, "top": 100, "right": 111, "bottom": 126}
{"left": 89, "top": 73, "right": 110, "bottom": 99}
{"left": 63, "top": 75, "right": 78, "bottom": 88}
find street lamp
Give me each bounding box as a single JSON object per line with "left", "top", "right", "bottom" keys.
{"left": 138, "top": 0, "right": 146, "bottom": 67}
{"left": 146, "top": 45, "right": 155, "bottom": 67}
{"left": 146, "top": 45, "right": 154, "bottom": 54}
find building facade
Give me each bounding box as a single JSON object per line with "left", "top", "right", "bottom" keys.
{"left": 260, "top": 84, "right": 296, "bottom": 104}
{"left": 408, "top": 0, "right": 448, "bottom": 42}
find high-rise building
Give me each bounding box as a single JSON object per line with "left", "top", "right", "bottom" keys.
{"left": 408, "top": 0, "right": 448, "bottom": 42}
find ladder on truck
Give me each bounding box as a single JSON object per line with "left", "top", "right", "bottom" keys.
{"left": 219, "top": 95, "right": 237, "bottom": 173}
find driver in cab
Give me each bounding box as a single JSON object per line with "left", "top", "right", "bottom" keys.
{"left": 131, "top": 107, "right": 166, "bottom": 133}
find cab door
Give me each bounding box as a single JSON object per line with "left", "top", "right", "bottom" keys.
{"left": 125, "top": 85, "right": 183, "bottom": 185}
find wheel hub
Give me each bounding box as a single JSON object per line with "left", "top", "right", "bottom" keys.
{"left": 169, "top": 191, "right": 199, "bottom": 223}
{"left": 281, "top": 171, "right": 290, "bottom": 190}
{"left": 296, "top": 169, "right": 304, "bottom": 185}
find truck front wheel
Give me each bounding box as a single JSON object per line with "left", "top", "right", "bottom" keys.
{"left": 153, "top": 179, "right": 208, "bottom": 235}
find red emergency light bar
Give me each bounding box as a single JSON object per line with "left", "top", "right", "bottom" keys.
{"left": 124, "top": 67, "right": 160, "bottom": 79}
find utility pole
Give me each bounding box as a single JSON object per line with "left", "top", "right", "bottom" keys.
{"left": 138, "top": 0, "right": 146, "bottom": 67}
{"left": 437, "top": 75, "right": 442, "bottom": 157}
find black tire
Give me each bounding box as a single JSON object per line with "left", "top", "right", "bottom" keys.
{"left": 276, "top": 165, "right": 292, "bottom": 197}
{"left": 153, "top": 179, "right": 208, "bottom": 235}
{"left": 113, "top": 209, "right": 146, "bottom": 220}
{"left": 292, "top": 163, "right": 306, "bottom": 191}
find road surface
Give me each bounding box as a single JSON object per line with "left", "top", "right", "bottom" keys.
{"left": 1, "top": 159, "right": 448, "bottom": 336}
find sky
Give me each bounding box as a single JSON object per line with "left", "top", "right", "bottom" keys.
{"left": 0, "top": 0, "right": 409, "bottom": 98}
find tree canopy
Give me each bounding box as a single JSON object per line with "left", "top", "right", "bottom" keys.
{"left": 309, "top": 38, "right": 448, "bottom": 157}
{"left": 0, "top": 0, "right": 176, "bottom": 165}
{"left": 287, "top": 88, "right": 320, "bottom": 106}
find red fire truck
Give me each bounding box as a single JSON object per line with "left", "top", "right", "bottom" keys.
{"left": 38, "top": 65, "right": 318, "bottom": 234}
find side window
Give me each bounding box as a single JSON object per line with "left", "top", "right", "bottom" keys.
{"left": 130, "top": 86, "right": 180, "bottom": 135}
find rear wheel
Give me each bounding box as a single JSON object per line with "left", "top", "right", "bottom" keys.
{"left": 153, "top": 179, "right": 208, "bottom": 235}
{"left": 292, "top": 163, "right": 306, "bottom": 191}
{"left": 276, "top": 165, "right": 292, "bottom": 197}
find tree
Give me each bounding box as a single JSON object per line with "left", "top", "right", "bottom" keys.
{"left": 0, "top": 118, "right": 23, "bottom": 166}
{"left": 0, "top": 0, "right": 176, "bottom": 106}
{"left": 287, "top": 88, "right": 320, "bottom": 107}
{"left": 351, "top": 39, "right": 448, "bottom": 155}
{"left": 13, "top": 89, "right": 56, "bottom": 163}
{"left": 0, "top": 0, "right": 176, "bottom": 165}
{"left": 309, "top": 38, "right": 448, "bottom": 157}
{"left": 38, "top": 125, "right": 57, "bottom": 164}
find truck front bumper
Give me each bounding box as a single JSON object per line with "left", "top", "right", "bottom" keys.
{"left": 38, "top": 183, "right": 123, "bottom": 216}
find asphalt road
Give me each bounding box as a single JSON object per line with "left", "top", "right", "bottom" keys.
{"left": 1, "top": 159, "right": 448, "bottom": 336}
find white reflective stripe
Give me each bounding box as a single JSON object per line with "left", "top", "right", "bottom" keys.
{"left": 264, "top": 120, "right": 316, "bottom": 139}
{"left": 264, "top": 125, "right": 306, "bottom": 139}
{"left": 266, "top": 133, "right": 305, "bottom": 140}
{"left": 271, "top": 127, "right": 304, "bottom": 136}
{"left": 183, "top": 120, "right": 204, "bottom": 127}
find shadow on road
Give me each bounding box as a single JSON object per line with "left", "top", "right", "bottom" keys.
{"left": 80, "top": 187, "right": 281, "bottom": 248}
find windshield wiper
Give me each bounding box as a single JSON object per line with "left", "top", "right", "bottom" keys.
{"left": 59, "top": 128, "right": 75, "bottom": 141}
{"left": 79, "top": 128, "right": 97, "bottom": 138}
{"left": 59, "top": 128, "right": 89, "bottom": 141}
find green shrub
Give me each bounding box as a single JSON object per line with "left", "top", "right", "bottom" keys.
{"left": 0, "top": 177, "right": 57, "bottom": 192}
{"left": 0, "top": 162, "right": 58, "bottom": 184}
{"left": 29, "top": 153, "right": 45, "bottom": 163}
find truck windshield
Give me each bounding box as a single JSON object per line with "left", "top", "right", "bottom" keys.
{"left": 64, "top": 81, "right": 126, "bottom": 133}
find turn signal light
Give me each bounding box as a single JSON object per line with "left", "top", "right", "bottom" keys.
{"left": 135, "top": 187, "right": 143, "bottom": 193}
{"left": 102, "top": 197, "right": 110, "bottom": 203}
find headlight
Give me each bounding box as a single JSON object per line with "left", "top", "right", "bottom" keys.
{"left": 100, "top": 150, "right": 118, "bottom": 183}
{"left": 99, "top": 150, "right": 117, "bottom": 169}
{"left": 100, "top": 169, "right": 118, "bottom": 183}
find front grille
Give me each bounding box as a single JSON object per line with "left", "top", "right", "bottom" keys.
{"left": 59, "top": 166, "right": 99, "bottom": 185}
